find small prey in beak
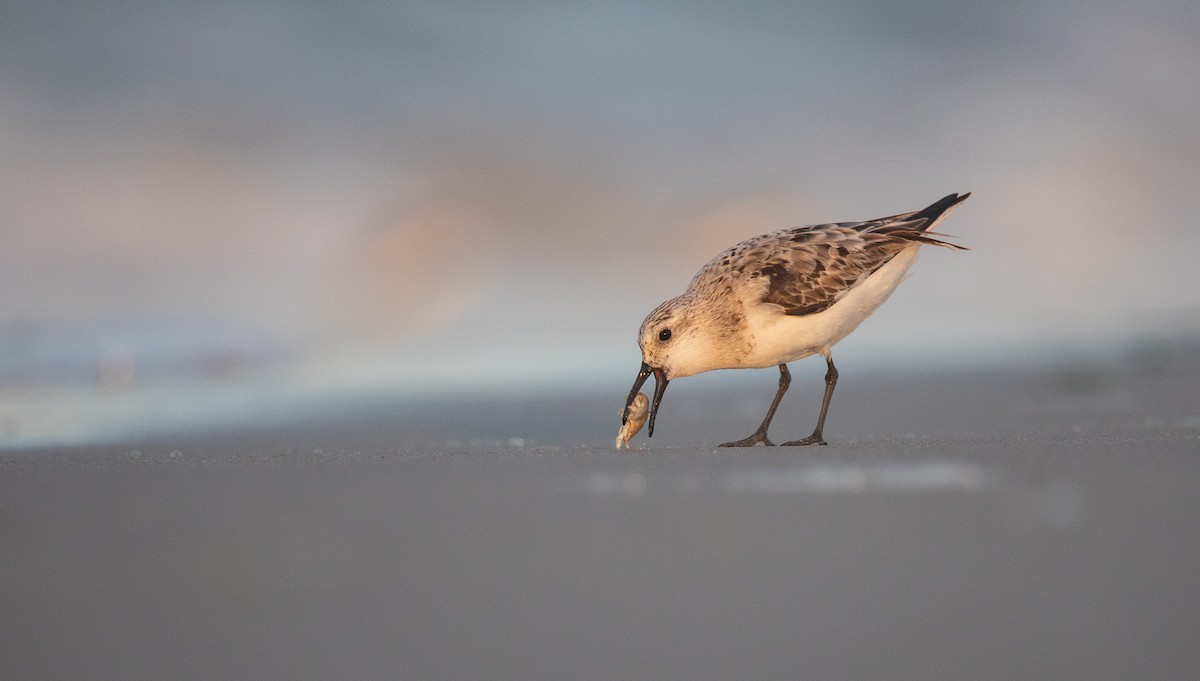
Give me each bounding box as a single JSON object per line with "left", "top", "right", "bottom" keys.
{"left": 623, "top": 362, "right": 669, "bottom": 438}
{"left": 615, "top": 392, "right": 649, "bottom": 449}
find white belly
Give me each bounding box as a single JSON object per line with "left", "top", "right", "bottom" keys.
{"left": 741, "top": 246, "right": 921, "bottom": 368}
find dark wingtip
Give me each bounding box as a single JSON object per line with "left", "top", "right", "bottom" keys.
{"left": 913, "top": 192, "right": 970, "bottom": 232}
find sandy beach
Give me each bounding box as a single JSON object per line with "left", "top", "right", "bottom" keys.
{"left": 3, "top": 359, "right": 1199, "bottom": 680}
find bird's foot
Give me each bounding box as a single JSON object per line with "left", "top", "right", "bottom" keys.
{"left": 719, "top": 432, "right": 774, "bottom": 447}
{"left": 781, "top": 433, "right": 827, "bottom": 446}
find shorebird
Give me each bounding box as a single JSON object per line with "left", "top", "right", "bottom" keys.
{"left": 622, "top": 192, "right": 968, "bottom": 447}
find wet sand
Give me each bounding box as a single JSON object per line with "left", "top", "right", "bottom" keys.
{"left": 3, "top": 360, "right": 1199, "bottom": 680}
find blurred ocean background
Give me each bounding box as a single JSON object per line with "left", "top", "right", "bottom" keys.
{"left": 2, "top": 0, "right": 1198, "bottom": 446}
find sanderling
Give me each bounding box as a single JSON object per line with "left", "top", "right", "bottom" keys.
{"left": 622, "top": 192, "right": 969, "bottom": 447}
{"left": 616, "top": 392, "right": 649, "bottom": 449}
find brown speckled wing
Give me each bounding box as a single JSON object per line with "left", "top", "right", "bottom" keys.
{"left": 688, "top": 193, "right": 968, "bottom": 318}
{"left": 754, "top": 225, "right": 910, "bottom": 316}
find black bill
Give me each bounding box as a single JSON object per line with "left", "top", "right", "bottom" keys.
{"left": 624, "top": 361, "right": 669, "bottom": 437}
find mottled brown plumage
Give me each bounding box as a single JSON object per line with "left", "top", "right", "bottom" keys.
{"left": 694, "top": 195, "right": 967, "bottom": 319}
{"left": 624, "top": 192, "right": 969, "bottom": 447}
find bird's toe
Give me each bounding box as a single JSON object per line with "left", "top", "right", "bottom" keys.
{"left": 719, "top": 433, "right": 774, "bottom": 447}
{"left": 781, "top": 434, "right": 827, "bottom": 446}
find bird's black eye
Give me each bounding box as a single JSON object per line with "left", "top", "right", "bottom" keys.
{"left": 658, "top": 328, "right": 672, "bottom": 342}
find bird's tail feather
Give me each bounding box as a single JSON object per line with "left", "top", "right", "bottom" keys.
{"left": 890, "top": 229, "right": 968, "bottom": 251}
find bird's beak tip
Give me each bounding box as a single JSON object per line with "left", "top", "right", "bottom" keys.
{"left": 647, "top": 367, "right": 670, "bottom": 438}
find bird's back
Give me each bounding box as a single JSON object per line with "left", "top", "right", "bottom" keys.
{"left": 688, "top": 193, "right": 968, "bottom": 318}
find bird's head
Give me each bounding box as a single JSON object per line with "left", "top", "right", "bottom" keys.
{"left": 622, "top": 296, "right": 720, "bottom": 438}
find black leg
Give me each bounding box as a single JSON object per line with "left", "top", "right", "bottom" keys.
{"left": 783, "top": 352, "right": 837, "bottom": 446}
{"left": 719, "top": 364, "right": 790, "bottom": 447}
